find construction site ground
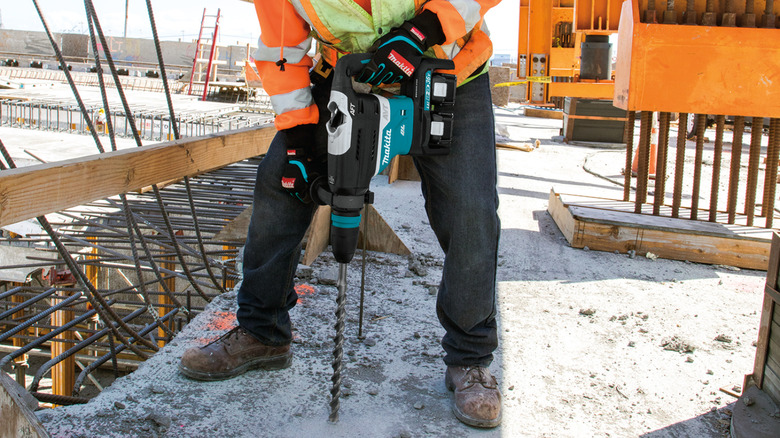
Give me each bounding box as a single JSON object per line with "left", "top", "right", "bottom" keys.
{"left": 14, "top": 105, "right": 768, "bottom": 437}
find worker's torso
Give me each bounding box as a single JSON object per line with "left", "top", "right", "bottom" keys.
{"left": 288, "top": 0, "right": 425, "bottom": 54}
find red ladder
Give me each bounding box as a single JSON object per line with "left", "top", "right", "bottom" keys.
{"left": 186, "top": 8, "right": 221, "bottom": 101}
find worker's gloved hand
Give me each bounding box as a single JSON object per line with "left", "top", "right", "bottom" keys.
{"left": 281, "top": 124, "right": 325, "bottom": 203}
{"left": 358, "top": 10, "right": 445, "bottom": 85}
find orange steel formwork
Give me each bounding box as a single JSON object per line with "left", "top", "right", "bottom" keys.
{"left": 614, "top": 0, "right": 780, "bottom": 117}
{"left": 550, "top": 0, "right": 780, "bottom": 269}
{"left": 517, "top": 0, "right": 622, "bottom": 104}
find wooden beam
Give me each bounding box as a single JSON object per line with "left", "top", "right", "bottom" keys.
{"left": 301, "top": 204, "right": 411, "bottom": 265}
{"left": 751, "top": 232, "right": 780, "bottom": 390}
{"left": 386, "top": 155, "right": 420, "bottom": 184}
{"left": 358, "top": 204, "right": 411, "bottom": 257}
{"left": 301, "top": 205, "right": 332, "bottom": 266}
{"left": 0, "top": 125, "right": 277, "bottom": 227}
{"left": 548, "top": 190, "right": 772, "bottom": 270}
{"left": 524, "top": 108, "right": 563, "bottom": 120}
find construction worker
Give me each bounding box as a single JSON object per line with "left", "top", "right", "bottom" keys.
{"left": 180, "top": 0, "right": 502, "bottom": 428}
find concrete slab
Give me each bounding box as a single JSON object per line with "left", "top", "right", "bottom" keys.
{"left": 23, "top": 105, "right": 767, "bottom": 436}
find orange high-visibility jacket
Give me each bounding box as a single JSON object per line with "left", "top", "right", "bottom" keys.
{"left": 252, "top": 0, "right": 499, "bottom": 130}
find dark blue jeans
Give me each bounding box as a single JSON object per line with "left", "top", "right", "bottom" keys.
{"left": 237, "top": 72, "right": 499, "bottom": 367}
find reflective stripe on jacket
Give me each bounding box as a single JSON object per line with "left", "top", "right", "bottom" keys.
{"left": 253, "top": 0, "right": 498, "bottom": 130}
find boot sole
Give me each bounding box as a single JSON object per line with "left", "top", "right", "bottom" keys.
{"left": 445, "top": 372, "right": 502, "bottom": 428}
{"left": 179, "top": 352, "right": 292, "bottom": 381}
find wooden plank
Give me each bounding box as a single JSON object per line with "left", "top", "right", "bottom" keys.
{"left": 557, "top": 192, "right": 779, "bottom": 233}
{"left": 0, "top": 371, "right": 48, "bottom": 438}
{"left": 753, "top": 278, "right": 780, "bottom": 388}
{"left": 212, "top": 207, "right": 252, "bottom": 243}
{"left": 765, "top": 347, "right": 780, "bottom": 389}
{"left": 548, "top": 190, "right": 772, "bottom": 269}
{"left": 775, "top": 300, "right": 780, "bottom": 325}
{"left": 547, "top": 190, "right": 578, "bottom": 245}
{"left": 301, "top": 205, "right": 331, "bottom": 266}
{"left": 386, "top": 155, "right": 419, "bottom": 184}
{"left": 524, "top": 108, "right": 563, "bottom": 120}
{"left": 767, "top": 321, "right": 780, "bottom": 379}
{"left": 358, "top": 204, "right": 411, "bottom": 257}
{"left": 755, "top": 234, "right": 780, "bottom": 386}
{"left": 0, "top": 125, "right": 277, "bottom": 227}
{"left": 387, "top": 156, "right": 401, "bottom": 184}
{"left": 568, "top": 204, "right": 772, "bottom": 242}
{"left": 565, "top": 114, "right": 627, "bottom": 122}
{"left": 496, "top": 142, "right": 535, "bottom": 152}
{"left": 300, "top": 204, "right": 410, "bottom": 265}
{"left": 568, "top": 216, "right": 769, "bottom": 269}
{"left": 762, "top": 362, "right": 780, "bottom": 404}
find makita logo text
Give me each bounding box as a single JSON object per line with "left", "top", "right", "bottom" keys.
{"left": 381, "top": 129, "right": 392, "bottom": 166}
{"left": 281, "top": 177, "right": 296, "bottom": 189}
{"left": 409, "top": 26, "right": 425, "bottom": 42}
{"left": 388, "top": 50, "right": 414, "bottom": 77}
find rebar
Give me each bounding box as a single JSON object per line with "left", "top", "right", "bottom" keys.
{"left": 623, "top": 111, "right": 636, "bottom": 202}
{"left": 635, "top": 111, "right": 653, "bottom": 213}
{"left": 702, "top": 0, "right": 717, "bottom": 25}
{"left": 29, "top": 392, "right": 89, "bottom": 406}
{"left": 727, "top": 116, "right": 745, "bottom": 223}
{"left": 742, "top": 0, "right": 757, "bottom": 27}
{"left": 663, "top": 0, "right": 678, "bottom": 23}
{"left": 30, "top": 0, "right": 106, "bottom": 154}
{"left": 28, "top": 305, "right": 149, "bottom": 393}
{"left": 0, "top": 289, "right": 57, "bottom": 321}
{"left": 0, "top": 0, "right": 254, "bottom": 396}
{"left": 763, "top": 119, "right": 780, "bottom": 228}
{"left": 0, "top": 303, "right": 105, "bottom": 369}
{"left": 709, "top": 115, "right": 726, "bottom": 222}
{"left": 0, "top": 292, "right": 83, "bottom": 343}
{"left": 684, "top": 0, "right": 698, "bottom": 24}
{"left": 672, "top": 113, "right": 688, "bottom": 218}
{"left": 690, "top": 114, "right": 706, "bottom": 220}
{"left": 74, "top": 309, "right": 178, "bottom": 396}
{"left": 653, "top": 112, "right": 671, "bottom": 215}
{"left": 745, "top": 117, "right": 763, "bottom": 225}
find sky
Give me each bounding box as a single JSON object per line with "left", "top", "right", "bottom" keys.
{"left": 3, "top": 0, "right": 519, "bottom": 58}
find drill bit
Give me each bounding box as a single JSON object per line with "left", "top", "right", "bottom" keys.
{"left": 329, "top": 262, "right": 348, "bottom": 422}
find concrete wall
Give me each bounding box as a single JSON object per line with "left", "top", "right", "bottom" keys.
{"left": 0, "top": 29, "right": 56, "bottom": 57}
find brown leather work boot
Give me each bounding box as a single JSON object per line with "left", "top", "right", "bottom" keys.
{"left": 179, "top": 326, "right": 291, "bottom": 381}
{"left": 445, "top": 365, "right": 502, "bottom": 428}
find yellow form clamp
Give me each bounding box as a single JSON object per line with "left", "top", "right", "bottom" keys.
{"left": 494, "top": 76, "right": 552, "bottom": 87}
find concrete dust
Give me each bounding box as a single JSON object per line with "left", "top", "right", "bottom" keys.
{"left": 35, "top": 106, "right": 766, "bottom": 437}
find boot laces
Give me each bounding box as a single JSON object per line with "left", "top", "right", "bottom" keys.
{"left": 206, "top": 326, "right": 243, "bottom": 347}
{"left": 464, "top": 366, "right": 497, "bottom": 389}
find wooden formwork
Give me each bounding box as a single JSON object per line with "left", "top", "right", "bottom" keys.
{"left": 730, "top": 232, "right": 780, "bottom": 437}
{"left": 548, "top": 189, "right": 773, "bottom": 270}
